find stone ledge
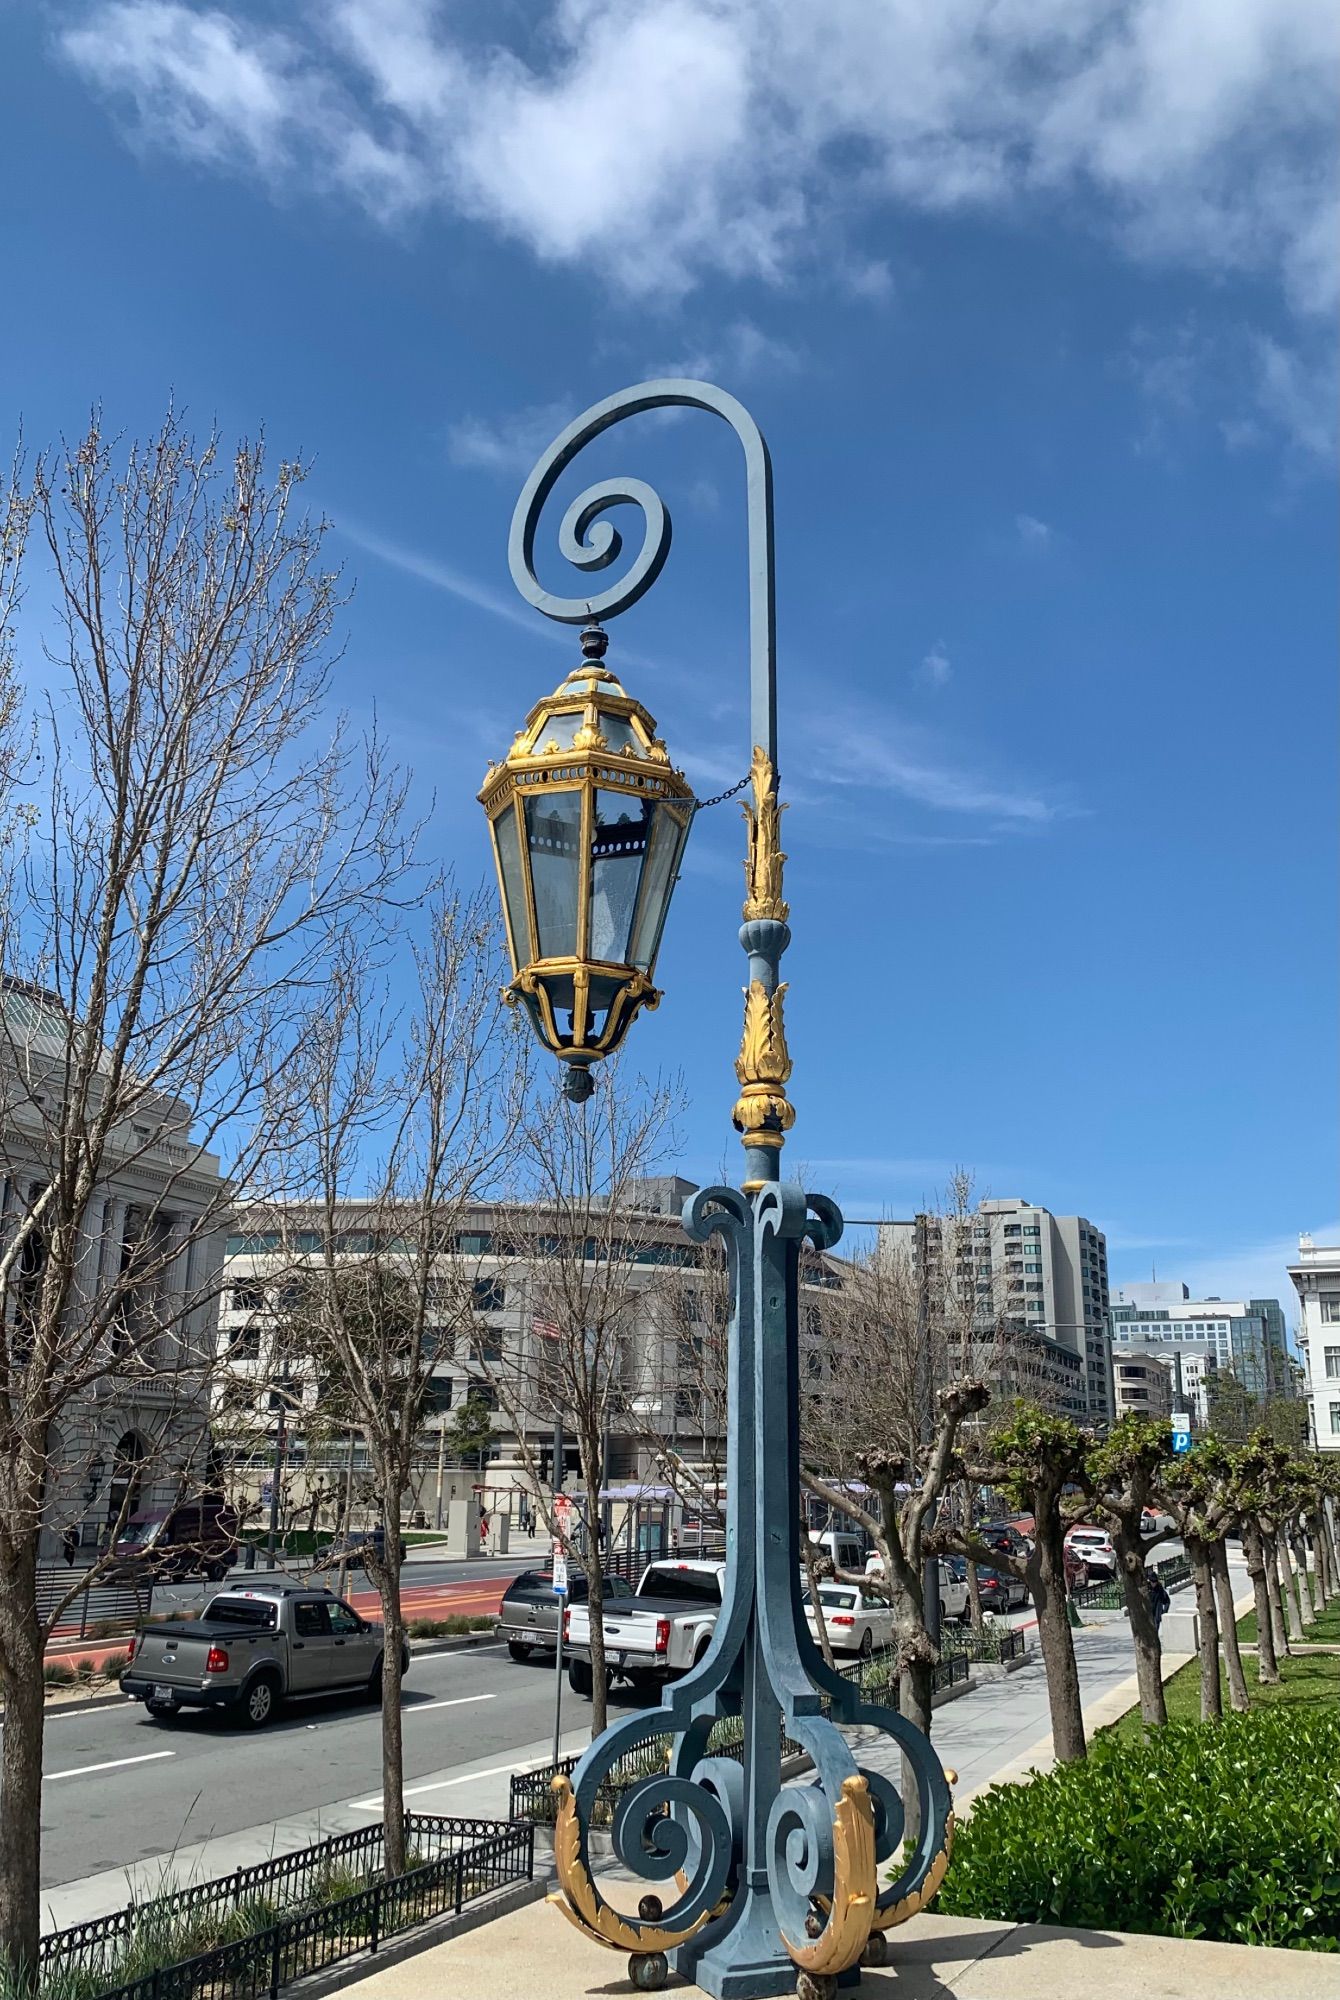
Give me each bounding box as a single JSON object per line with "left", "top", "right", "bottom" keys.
{"left": 328, "top": 1889, "right": 1337, "bottom": 1999}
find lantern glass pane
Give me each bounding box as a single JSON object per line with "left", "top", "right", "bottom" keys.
{"left": 493, "top": 802, "right": 532, "bottom": 966}
{"left": 534, "top": 710, "right": 584, "bottom": 751}
{"left": 590, "top": 788, "right": 653, "bottom": 964}
{"left": 526, "top": 790, "right": 583, "bottom": 957}
{"left": 598, "top": 715, "right": 641, "bottom": 754}
{"left": 631, "top": 804, "right": 688, "bottom": 971}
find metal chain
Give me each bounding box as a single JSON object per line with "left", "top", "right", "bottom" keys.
{"left": 690, "top": 771, "right": 751, "bottom": 813}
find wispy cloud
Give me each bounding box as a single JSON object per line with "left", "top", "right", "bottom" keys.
{"left": 1015, "top": 513, "right": 1052, "bottom": 550}
{"left": 915, "top": 643, "right": 952, "bottom": 688}
{"left": 645, "top": 318, "right": 804, "bottom": 381}
{"left": 447, "top": 398, "right": 574, "bottom": 477}
{"left": 62, "top": 2, "right": 1338, "bottom": 315}
{"left": 333, "top": 516, "right": 564, "bottom": 643}
{"left": 809, "top": 702, "right": 1070, "bottom": 828}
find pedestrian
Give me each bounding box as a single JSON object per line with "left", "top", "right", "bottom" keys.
{"left": 62, "top": 1525, "right": 79, "bottom": 1568}
{"left": 1148, "top": 1569, "right": 1170, "bottom": 1633}
{"left": 479, "top": 1507, "right": 490, "bottom": 1550}
{"left": 519, "top": 1497, "right": 533, "bottom": 1536}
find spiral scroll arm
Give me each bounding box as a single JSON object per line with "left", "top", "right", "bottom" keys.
{"left": 508, "top": 377, "right": 777, "bottom": 763}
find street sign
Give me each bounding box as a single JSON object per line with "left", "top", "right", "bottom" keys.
{"left": 1171, "top": 1412, "right": 1192, "bottom": 1455}
{"left": 552, "top": 1542, "right": 568, "bottom": 1596}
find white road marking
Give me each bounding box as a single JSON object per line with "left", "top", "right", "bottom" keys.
{"left": 348, "top": 1760, "right": 521, "bottom": 1810}
{"left": 406, "top": 1694, "right": 497, "bottom": 1715}
{"left": 44, "top": 1751, "right": 176, "bottom": 1782}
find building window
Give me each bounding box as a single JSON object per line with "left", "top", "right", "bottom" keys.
{"left": 1320, "top": 1295, "right": 1340, "bottom": 1324}
{"left": 231, "top": 1283, "right": 267, "bottom": 1313}
{"left": 228, "top": 1324, "right": 261, "bottom": 1359}
{"left": 1325, "top": 1347, "right": 1340, "bottom": 1380}
{"left": 1331, "top": 1403, "right": 1340, "bottom": 1436}
{"left": 472, "top": 1277, "right": 505, "bottom": 1314}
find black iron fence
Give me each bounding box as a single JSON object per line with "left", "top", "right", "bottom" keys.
{"left": 40, "top": 1816, "right": 532, "bottom": 2000}
{"left": 1070, "top": 1550, "right": 1194, "bottom": 1612}
{"left": 940, "top": 1623, "right": 1027, "bottom": 1665}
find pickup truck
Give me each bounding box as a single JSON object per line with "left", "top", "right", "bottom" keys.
{"left": 564, "top": 1560, "right": 724, "bottom": 1697}
{"left": 121, "top": 1585, "right": 408, "bottom": 1728}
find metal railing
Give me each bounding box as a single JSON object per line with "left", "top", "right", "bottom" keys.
{"left": 1070, "top": 1550, "right": 1194, "bottom": 1612}
{"left": 37, "top": 1568, "right": 152, "bottom": 1642}
{"left": 40, "top": 1816, "right": 533, "bottom": 2000}
{"left": 939, "top": 1623, "right": 1027, "bottom": 1665}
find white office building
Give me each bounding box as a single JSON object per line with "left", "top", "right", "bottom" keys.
{"left": 1289, "top": 1235, "right": 1340, "bottom": 1451}
{"left": 1109, "top": 1281, "right": 1290, "bottom": 1418}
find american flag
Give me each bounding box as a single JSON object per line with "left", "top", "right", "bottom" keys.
{"left": 532, "top": 1312, "right": 562, "bottom": 1343}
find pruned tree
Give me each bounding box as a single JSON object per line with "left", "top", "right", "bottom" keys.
{"left": 1154, "top": 1441, "right": 1248, "bottom": 1719}
{"left": 276, "top": 885, "right": 528, "bottom": 1875}
{"left": 1086, "top": 1415, "right": 1177, "bottom": 1727}
{"left": 950, "top": 1404, "right": 1091, "bottom": 1763}
{"left": 0, "top": 413, "right": 411, "bottom": 1975}
{"left": 479, "top": 1064, "right": 683, "bottom": 1738}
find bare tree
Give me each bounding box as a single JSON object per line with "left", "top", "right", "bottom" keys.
{"left": 0, "top": 413, "right": 410, "bottom": 1975}
{"left": 1086, "top": 1416, "right": 1177, "bottom": 1728}
{"left": 276, "top": 886, "right": 527, "bottom": 1876}
{"left": 479, "top": 1065, "right": 682, "bottom": 1738}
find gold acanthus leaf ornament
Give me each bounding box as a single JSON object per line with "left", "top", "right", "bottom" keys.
{"left": 735, "top": 981, "right": 792, "bottom": 1088}
{"left": 742, "top": 745, "right": 788, "bottom": 923}
{"left": 780, "top": 1776, "right": 877, "bottom": 1975}
{"left": 549, "top": 1776, "right": 709, "bottom": 1955}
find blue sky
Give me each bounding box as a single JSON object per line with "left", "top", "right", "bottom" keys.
{"left": 2, "top": 2, "right": 1335, "bottom": 1322}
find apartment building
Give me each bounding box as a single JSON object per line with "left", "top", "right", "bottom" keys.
{"left": 1289, "top": 1235, "right": 1340, "bottom": 1451}
{"left": 881, "top": 1196, "right": 1112, "bottom": 1424}
{"left": 1112, "top": 1350, "right": 1175, "bottom": 1422}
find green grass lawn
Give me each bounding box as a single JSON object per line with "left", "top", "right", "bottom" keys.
{"left": 1236, "top": 1594, "right": 1340, "bottom": 1646}
{"left": 1103, "top": 1631, "right": 1339, "bottom": 1743}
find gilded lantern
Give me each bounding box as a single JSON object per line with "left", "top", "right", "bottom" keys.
{"left": 478, "top": 624, "right": 693, "bottom": 1099}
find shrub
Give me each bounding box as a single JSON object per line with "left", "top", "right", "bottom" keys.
{"left": 43, "top": 1660, "right": 77, "bottom": 1687}
{"left": 101, "top": 1651, "right": 131, "bottom": 1680}
{"left": 937, "top": 1706, "right": 1340, "bottom": 1951}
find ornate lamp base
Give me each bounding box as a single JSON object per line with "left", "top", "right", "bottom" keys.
{"left": 549, "top": 1183, "right": 954, "bottom": 1998}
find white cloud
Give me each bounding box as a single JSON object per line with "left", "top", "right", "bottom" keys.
{"left": 915, "top": 643, "right": 952, "bottom": 687}
{"left": 1129, "top": 318, "right": 1335, "bottom": 462}
{"left": 60, "top": 0, "right": 1340, "bottom": 311}
{"left": 808, "top": 702, "right": 1068, "bottom": 827}
{"left": 645, "top": 318, "right": 803, "bottom": 381}
{"left": 1015, "top": 513, "right": 1053, "bottom": 549}
{"left": 446, "top": 399, "right": 574, "bottom": 476}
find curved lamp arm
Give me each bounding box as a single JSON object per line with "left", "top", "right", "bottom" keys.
{"left": 508, "top": 377, "right": 777, "bottom": 769}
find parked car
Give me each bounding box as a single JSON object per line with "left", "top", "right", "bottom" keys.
{"left": 975, "top": 1520, "right": 1030, "bottom": 1562}
{"left": 495, "top": 1568, "right": 634, "bottom": 1661}
{"left": 973, "top": 1564, "right": 1029, "bottom": 1613}
{"left": 107, "top": 1499, "right": 239, "bottom": 1583}
{"left": 314, "top": 1527, "right": 406, "bottom": 1570}
{"left": 1141, "top": 1508, "right": 1176, "bottom": 1536}
{"left": 1065, "top": 1526, "right": 1117, "bottom": 1581}
{"left": 805, "top": 1583, "right": 892, "bottom": 1658}
{"left": 865, "top": 1554, "right": 970, "bottom": 1625}
{"left": 121, "top": 1585, "right": 408, "bottom": 1727}
{"left": 565, "top": 1559, "right": 726, "bottom": 1696}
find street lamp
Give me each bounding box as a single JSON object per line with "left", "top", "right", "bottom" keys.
{"left": 480, "top": 381, "right": 951, "bottom": 1999}
{"left": 479, "top": 625, "right": 694, "bottom": 1103}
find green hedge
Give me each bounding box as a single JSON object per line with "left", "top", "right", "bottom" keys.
{"left": 938, "top": 1707, "right": 1340, "bottom": 1952}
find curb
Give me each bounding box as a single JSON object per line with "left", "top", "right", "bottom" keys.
{"left": 407, "top": 1631, "right": 498, "bottom": 1658}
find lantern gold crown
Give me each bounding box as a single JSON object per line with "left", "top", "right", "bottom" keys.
{"left": 479, "top": 625, "right": 694, "bottom": 1100}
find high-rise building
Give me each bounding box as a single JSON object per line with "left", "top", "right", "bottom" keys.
{"left": 1112, "top": 1351, "right": 1175, "bottom": 1422}
{"left": 1289, "top": 1235, "right": 1340, "bottom": 1451}
{"left": 881, "top": 1197, "right": 1112, "bottom": 1425}
{"left": 1109, "top": 1280, "right": 1291, "bottom": 1414}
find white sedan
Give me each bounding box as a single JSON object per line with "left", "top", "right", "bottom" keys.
{"left": 864, "top": 1554, "right": 970, "bottom": 1625}
{"left": 805, "top": 1582, "right": 893, "bottom": 1657}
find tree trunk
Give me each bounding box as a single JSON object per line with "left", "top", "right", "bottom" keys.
{"left": 1187, "top": 1538, "right": 1221, "bottom": 1721}
{"left": 1030, "top": 1539, "right": 1086, "bottom": 1763}
{"left": 1290, "top": 1530, "right": 1315, "bottom": 1624}
{"left": 1209, "top": 1540, "right": 1249, "bottom": 1714}
{"left": 1116, "top": 1538, "right": 1166, "bottom": 1728}
{"left": 1307, "top": 1509, "right": 1331, "bottom": 1608}
{"left": 1325, "top": 1499, "right": 1340, "bottom": 1598}
{"left": 0, "top": 1544, "right": 45, "bottom": 1978}
{"left": 377, "top": 1537, "right": 407, "bottom": 1877}
{"left": 582, "top": 1447, "right": 609, "bottom": 1739}
{"left": 1263, "top": 1532, "right": 1290, "bottom": 1657}
{"left": 966, "top": 1558, "right": 983, "bottom": 1634}
{"left": 801, "top": 1523, "right": 835, "bottom": 1669}
{"left": 1242, "top": 1523, "right": 1280, "bottom": 1685}
{"left": 1275, "top": 1533, "right": 1304, "bottom": 1645}
{"left": 896, "top": 1597, "right": 934, "bottom": 1846}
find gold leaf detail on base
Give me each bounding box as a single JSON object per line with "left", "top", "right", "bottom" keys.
{"left": 742, "top": 746, "right": 788, "bottom": 923}
{"left": 549, "top": 1776, "right": 709, "bottom": 1955}
{"left": 780, "top": 1776, "right": 877, "bottom": 1976}
{"left": 873, "top": 1813, "right": 956, "bottom": 1934}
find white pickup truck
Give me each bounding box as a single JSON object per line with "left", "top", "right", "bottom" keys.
{"left": 564, "top": 1559, "right": 725, "bottom": 1696}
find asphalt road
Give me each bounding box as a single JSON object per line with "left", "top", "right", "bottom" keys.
{"left": 32, "top": 1637, "right": 641, "bottom": 1891}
